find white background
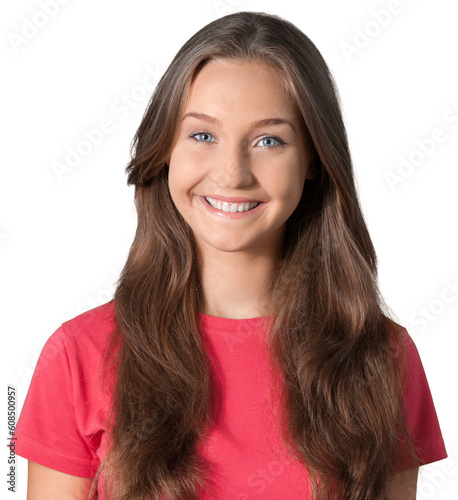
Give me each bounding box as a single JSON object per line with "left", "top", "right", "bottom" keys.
{"left": 1, "top": 0, "right": 457, "bottom": 498}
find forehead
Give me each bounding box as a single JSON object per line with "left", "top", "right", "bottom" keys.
{"left": 183, "top": 59, "right": 297, "bottom": 120}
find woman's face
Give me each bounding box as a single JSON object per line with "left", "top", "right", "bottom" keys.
{"left": 168, "top": 58, "right": 313, "bottom": 258}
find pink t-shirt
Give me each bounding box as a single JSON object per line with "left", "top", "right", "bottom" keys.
{"left": 14, "top": 301, "right": 447, "bottom": 498}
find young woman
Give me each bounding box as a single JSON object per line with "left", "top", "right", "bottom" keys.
{"left": 15, "top": 11, "right": 447, "bottom": 500}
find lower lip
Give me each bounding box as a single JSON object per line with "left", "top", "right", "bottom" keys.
{"left": 198, "top": 196, "right": 265, "bottom": 219}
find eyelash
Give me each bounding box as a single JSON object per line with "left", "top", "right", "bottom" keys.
{"left": 189, "top": 132, "right": 286, "bottom": 149}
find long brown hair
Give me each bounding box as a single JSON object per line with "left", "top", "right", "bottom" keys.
{"left": 94, "top": 11, "right": 419, "bottom": 499}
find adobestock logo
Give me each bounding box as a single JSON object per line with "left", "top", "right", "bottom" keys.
{"left": 384, "top": 101, "right": 458, "bottom": 192}
{"left": 340, "top": 0, "right": 411, "bottom": 63}
{"left": 51, "top": 64, "right": 163, "bottom": 182}
{"left": 74, "top": 268, "right": 119, "bottom": 315}
{"left": 212, "top": 0, "right": 243, "bottom": 16}
{"left": 0, "top": 231, "right": 8, "bottom": 247}
{"left": 222, "top": 319, "right": 258, "bottom": 354}
{"left": 408, "top": 277, "right": 458, "bottom": 335}
{"left": 16, "top": 269, "right": 119, "bottom": 386}
{"left": 7, "top": 0, "right": 72, "bottom": 54}
{"left": 417, "top": 442, "right": 458, "bottom": 499}
{"left": 235, "top": 448, "right": 297, "bottom": 499}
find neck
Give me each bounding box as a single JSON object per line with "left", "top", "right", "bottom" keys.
{"left": 197, "top": 245, "right": 280, "bottom": 320}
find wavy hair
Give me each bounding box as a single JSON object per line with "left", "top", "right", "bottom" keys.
{"left": 92, "top": 11, "right": 419, "bottom": 499}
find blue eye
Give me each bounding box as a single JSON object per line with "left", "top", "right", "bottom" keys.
{"left": 257, "top": 136, "right": 285, "bottom": 148}
{"left": 190, "top": 132, "right": 215, "bottom": 143}
{"left": 189, "top": 132, "right": 285, "bottom": 148}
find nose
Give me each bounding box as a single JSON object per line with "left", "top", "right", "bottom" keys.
{"left": 210, "top": 144, "right": 255, "bottom": 189}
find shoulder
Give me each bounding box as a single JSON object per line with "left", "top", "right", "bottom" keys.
{"left": 383, "top": 316, "right": 417, "bottom": 366}
{"left": 384, "top": 318, "right": 448, "bottom": 466}
{"left": 15, "top": 302, "right": 117, "bottom": 477}
{"left": 49, "top": 300, "right": 116, "bottom": 351}
{"left": 59, "top": 299, "right": 117, "bottom": 349}
{"left": 34, "top": 300, "right": 118, "bottom": 380}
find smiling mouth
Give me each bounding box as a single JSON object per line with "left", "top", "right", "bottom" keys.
{"left": 205, "top": 196, "right": 260, "bottom": 213}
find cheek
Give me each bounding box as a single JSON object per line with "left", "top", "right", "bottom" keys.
{"left": 168, "top": 149, "right": 201, "bottom": 201}
{"left": 263, "top": 159, "right": 307, "bottom": 206}
{"left": 167, "top": 168, "right": 180, "bottom": 206}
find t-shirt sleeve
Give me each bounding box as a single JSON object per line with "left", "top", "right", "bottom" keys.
{"left": 396, "top": 329, "right": 448, "bottom": 470}
{"left": 14, "top": 324, "right": 100, "bottom": 477}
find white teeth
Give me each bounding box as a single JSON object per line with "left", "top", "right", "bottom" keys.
{"left": 205, "top": 197, "right": 259, "bottom": 213}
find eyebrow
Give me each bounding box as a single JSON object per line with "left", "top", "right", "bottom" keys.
{"left": 182, "top": 112, "right": 296, "bottom": 134}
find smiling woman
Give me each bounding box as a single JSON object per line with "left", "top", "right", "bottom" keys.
{"left": 14, "top": 10, "right": 446, "bottom": 500}
{"left": 168, "top": 59, "right": 313, "bottom": 277}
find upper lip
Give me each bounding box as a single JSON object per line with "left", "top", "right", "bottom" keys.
{"left": 202, "top": 194, "right": 263, "bottom": 203}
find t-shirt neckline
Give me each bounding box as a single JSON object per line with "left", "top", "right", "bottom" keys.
{"left": 195, "top": 311, "right": 276, "bottom": 334}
